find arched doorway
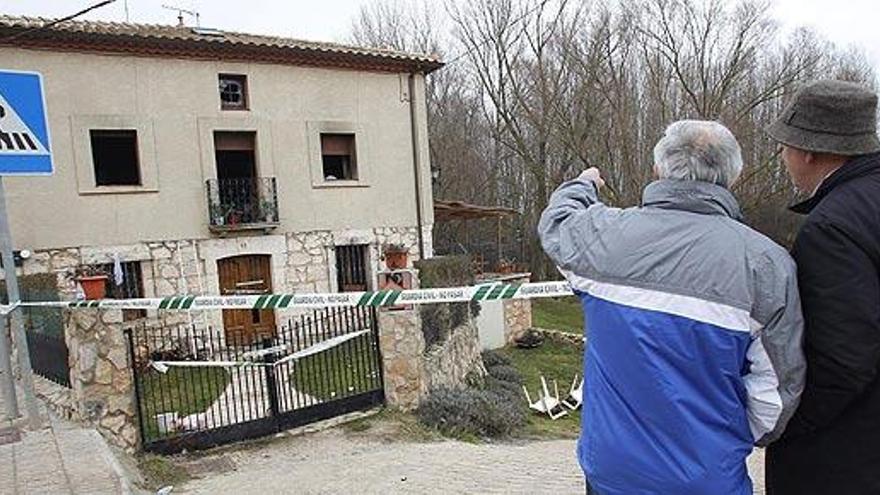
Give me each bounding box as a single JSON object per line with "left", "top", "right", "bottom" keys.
{"left": 217, "top": 254, "right": 276, "bottom": 345}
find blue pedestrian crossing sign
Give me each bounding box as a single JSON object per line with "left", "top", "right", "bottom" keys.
{"left": 0, "top": 70, "right": 53, "bottom": 175}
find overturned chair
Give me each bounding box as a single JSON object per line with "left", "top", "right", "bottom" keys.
{"left": 523, "top": 376, "right": 568, "bottom": 420}
{"left": 562, "top": 373, "right": 583, "bottom": 411}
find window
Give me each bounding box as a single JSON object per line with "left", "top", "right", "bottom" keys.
{"left": 321, "top": 133, "right": 357, "bottom": 181}
{"left": 336, "top": 245, "right": 368, "bottom": 292}
{"left": 90, "top": 130, "right": 141, "bottom": 186}
{"left": 219, "top": 74, "right": 248, "bottom": 110}
{"left": 99, "top": 261, "right": 146, "bottom": 321}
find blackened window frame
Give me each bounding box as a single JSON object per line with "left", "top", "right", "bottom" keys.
{"left": 89, "top": 129, "right": 141, "bottom": 187}
{"left": 320, "top": 133, "right": 358, "bottom": 181}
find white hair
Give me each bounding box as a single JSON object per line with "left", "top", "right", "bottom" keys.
{"left": 653, "top": 120, "right": 744, "bottom": 187}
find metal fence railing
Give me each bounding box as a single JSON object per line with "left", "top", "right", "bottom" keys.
{"left": 127, "top": 306, "right": 384, "bottom": 454}
{"left": 206, "top": 177, "right": 279, "bottom": 229}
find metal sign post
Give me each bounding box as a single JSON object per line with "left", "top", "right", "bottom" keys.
{"left": 0, "top": 70, "right": 55, "bottom": 429}
{"left": 0, "top": 179, "right": 40, "bottom": 428}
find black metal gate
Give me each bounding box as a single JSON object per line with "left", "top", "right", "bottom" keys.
{"left": 25, "top": 330, "right": 70, "bottom": 387}
{"left": 126, "top": 306, "right": 384, "bottom": 454}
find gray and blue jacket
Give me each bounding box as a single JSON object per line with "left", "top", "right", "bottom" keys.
{"left": 538, "top": 178, "right": 806, "bottom": 495}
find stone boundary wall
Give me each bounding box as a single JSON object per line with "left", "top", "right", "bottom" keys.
{"left": 422, "top": 318, "right": 486, "bottom": 393}
{"left": 57, "top": 309, "right": 139, "bottom": 452}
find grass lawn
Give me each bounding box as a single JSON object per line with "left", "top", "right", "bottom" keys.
{"left": 292, "top": 334, "right": 381, "bottom": 401}
{"left": 532, "top": 297, "right": 583, "bottom": 334}
{"left": 499, "top": 339, "right": 583, "bottom": 438}
{"left": 139, "top": 367, "right": 230, "bottom": 441}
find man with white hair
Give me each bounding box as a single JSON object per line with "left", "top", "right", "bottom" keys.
{"left": 539, "top": 120, "right": 806, "bottom": 494}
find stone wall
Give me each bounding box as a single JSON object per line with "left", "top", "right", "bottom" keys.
{"left": 504, "top": 299, "right": 533, "bottom": 344}
{"left": 63, "top": 309, "right": 139, "bottom": 452}
{"left": 376, "top": 308, "right": 425, "bottom": 411}
{"left": 7, "top": 225, "right": 425, "bottom": 334}
{"left": 422, "top": 318, "right": 486, "bottom": 393}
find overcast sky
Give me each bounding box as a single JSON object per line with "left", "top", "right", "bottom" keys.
{"left": 2, "top": 0, "right": 879, "bottom": 70}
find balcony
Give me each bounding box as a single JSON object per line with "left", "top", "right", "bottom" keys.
{"left": 206, "top": 177, "right": 279, "bottom": 234}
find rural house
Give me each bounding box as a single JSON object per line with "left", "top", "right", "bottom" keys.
{"left": 0, "top": 15, "right": 441, "bottom": 345}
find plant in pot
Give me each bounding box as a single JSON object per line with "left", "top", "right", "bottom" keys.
{"left": 67, "top": 265, "right": 109, "bottom": 300}
{"left": 496, "top": 257, "right": 516, "bottom": 274}
{"left": 259, "top": 198, "right": 277, "bottom": 223}
{"left": 210, "top": 203, "right": 226, "bottom": 226}
{"left": 226, "top": 207, "right": 242, "bottom": 226}
{"left": 383, "top": 243, "right": 409, "bottom": 270}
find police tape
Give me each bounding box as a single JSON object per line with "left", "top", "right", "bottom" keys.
{"left": 3, "top": 281, "right": 575, "bottom": 312}
{"left": 149, "top": 329, "right": 372, "bottom": 372}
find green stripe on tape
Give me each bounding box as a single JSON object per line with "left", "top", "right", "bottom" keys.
{"left": 487, "top": 285, "right": 506, "bottom": 300}
{"left": 384, "top": 291, "right": 402, "bottom": 306}
{"left": 158, "top": 298, "right": 171, "bottom": 309}
{"left": 90, "top": 301, "right": 100, "bottom": 308}
{"left": 501, "top": 284, "right": 520, "bottom": 299}
{"left": 255, "top": 295, "right": 268, "bottom": 309}
{"left": 473, "top": 285, "right": 491, "bottom": 300}
{"left": 358, "top": 292, "right": 373, "bottom": 305}
{"left": 379, "top": 291, "right": 395, "bottom": 306}
{"left": 369, "top": 291, "right": 385, "bottom": 306}
{"left": 182, "top": 296, "right": 196, "bottom": 309}
{"left": 377, "top": 291, "right": 390, "bottom": 305}
{"left": 266, "top": 294, "right": 281, "bottom": 308}
{"left": 168, "top": 297, "right": 182, "bottom": 310}
{"left": 279, "top": 294, "right": 293, "bottom": 308}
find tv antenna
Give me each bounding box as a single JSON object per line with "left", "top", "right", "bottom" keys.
{"left": 162, "top": 4, "right": 200, "bottom": 27}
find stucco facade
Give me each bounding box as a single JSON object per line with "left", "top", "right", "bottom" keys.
{"left": 0, "top": 47, "right": 434, "bottom": 249}
{"left": 0, "top": 34, "right": 435, "bottom": 335}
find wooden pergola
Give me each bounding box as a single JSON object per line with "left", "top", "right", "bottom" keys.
{"left": 433, "top": 200, "right": 518, "bottom": 222}
{"left": 433, "top": 200, "right": 520, "bottom": 273}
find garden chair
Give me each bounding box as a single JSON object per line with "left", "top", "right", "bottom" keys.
{"left": 562, "top": 373, "right": 583, "bottom": 411}
{"left": 522, "top": 376, "right": 568, "bottom": 420}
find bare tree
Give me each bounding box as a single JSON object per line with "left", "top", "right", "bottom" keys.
{"left": 348, "top": 0, "right": 878, "bottom": 276}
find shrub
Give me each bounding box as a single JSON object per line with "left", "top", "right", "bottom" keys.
{"left": 417, "top": 384, "right": 526, "bottom": 439}
{"left": 486, "top": 364, "right": 524, "bottom": 385}
{"left": 481, "top": 350, "right": 512, "bottom": 368}
{"left": 485, "top": 376, "right": 523, "bottom": 401}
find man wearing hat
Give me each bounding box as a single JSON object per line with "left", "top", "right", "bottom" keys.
{"left": 766, "top": 80, "right": 880, "bottom": 494}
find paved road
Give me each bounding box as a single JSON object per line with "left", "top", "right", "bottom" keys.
{"left": 178, "top": 428, "right": 766, "bottom": 494}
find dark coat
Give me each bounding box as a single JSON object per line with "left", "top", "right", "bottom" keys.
{"left": 767, "top": 152, "right": 880, "bottom": 495}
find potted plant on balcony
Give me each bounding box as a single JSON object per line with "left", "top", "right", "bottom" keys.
{"left": 259, "top": 198, "right": 277, "bottom": 223}
{"left": 226, "top": 207, "right": 242, "bottom": 226}
{"left": 67, "top": 265, "right": 109, "bottom": 300}
{"left": 210, "top": 203, "right": 226, "bottom": 226}
{"left": 383, "top": 243, "right": 409, "bottom": 270}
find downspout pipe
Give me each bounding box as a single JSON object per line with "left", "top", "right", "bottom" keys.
{"left": 408, "top": 71, "right": 426, "bottom": 260}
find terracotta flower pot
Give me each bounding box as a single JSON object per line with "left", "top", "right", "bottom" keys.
{"left": 384, "top": 251, "right": 408, "bottom": 270}
{"left": 77, "top": 275, "right": 108, "bottom": 300}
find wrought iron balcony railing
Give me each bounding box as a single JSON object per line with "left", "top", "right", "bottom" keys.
{"left": 206, "top": 177, "right": 279, "bottom": 232}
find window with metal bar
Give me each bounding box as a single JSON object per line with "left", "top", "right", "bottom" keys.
{"left": 99, "top": 261, "right": 146, "bottom": 321}
{"left": 335, "top": 245, "right": 369, "bottom": 292}
{"left": 219, "top": 74, "right": 248, "bottom": 110}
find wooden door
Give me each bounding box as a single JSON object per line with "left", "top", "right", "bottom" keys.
{"left": 218, "top": 255, "right": 276, "bottom": 345}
